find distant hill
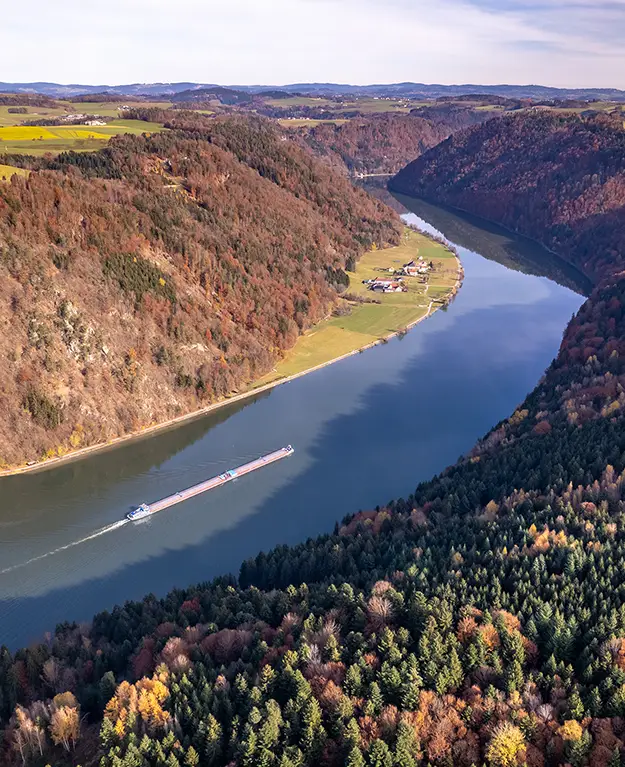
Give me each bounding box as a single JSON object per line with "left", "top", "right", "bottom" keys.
{"left": 1, "top": 80, "right": 624, "bottom": 101}
{"left": 275, "top": 82, "right": 625, "bottom": 101}
{"left": 390, "top": 112, "right": 625, "bottom": 282}
{"left": 0, "top": 82, "right": 211, "bottom": 98}
{"left": 298, "top": 111, "right": 491, "bottom": 176}
{"left": 170, "top": 87, "right": 254, "bottom": 105}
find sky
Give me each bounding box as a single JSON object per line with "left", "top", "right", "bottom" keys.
{"left": 4, "top": 0, "right": 625, "bottom": 88}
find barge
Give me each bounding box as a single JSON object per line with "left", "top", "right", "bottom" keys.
{"left": 126, "top": 445, "right": 294, "bottom": 522}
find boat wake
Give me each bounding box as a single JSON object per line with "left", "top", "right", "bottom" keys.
{"left": 0, "top": 519, "right": 130, "bottom": 576}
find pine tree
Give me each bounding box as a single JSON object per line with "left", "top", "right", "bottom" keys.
{"left": 393, "top": 721, "right": 419, "bottom": 767}
{"left": 368, "top": 682, "right": 384, "bottom": 715}
{"left": 204, "top": 713, "right": 223, "bottom": 766}
{"left": 184, "top": 746, "right": 199, "bottom": 767}
{"left": 325, "top": 634, "right": 341, "bottom": 662}
{"left": 368, "top": 739, "right": 393, "bottom": 767}
{"left": 380, "top": 662, "right": 403, "bottom": 704}
{"left": 345, "top": 745, "right": 365, "bottom": 767}
{"left": 588, "top": 687, "right": 603, "bottom": 717}
{"left": 345, "top": 665, "right": 363, "bottom": 697}
{"left": 568, "top": 688, "right": 584, "bottom": 720}
{"left": 344, "top": 717, "right": 361, "bottom": 750}
{"left": 299, "top": 696, "right": 324, "bottom": 758}
{"left": 505, "top": 660, "right": 524, "bottom": 694}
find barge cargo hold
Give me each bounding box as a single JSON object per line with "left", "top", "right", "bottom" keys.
{"left": 126, "top": 445, "right": 294, "bottom": 522}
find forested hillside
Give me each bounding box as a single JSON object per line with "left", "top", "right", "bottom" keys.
{"left": 0, "top": 116, "right": 399, "bottom": 467}
{"left": 390, "top": 113, "right": 625, "bottom": 282}
{"left": 298, "top": 115, "right": 449, "bottom": 176}
{"left": 298, "top": 110, "right": 493, "bottom": 177}
{"left": 5, "top": 110, "right": 625, "bottom": 767}
{"left": 6, "top": 286, "right": 625, "bottom": 767}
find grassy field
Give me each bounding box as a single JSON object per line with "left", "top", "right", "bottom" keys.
{"left": 0, "top": 105, "right": 68, "bottom": 126}
{"left": 266, "top": 96, "right": 425, "bottom": 114}
{"left": 265, "top": 97, "right": 335, "bottom": 108}
{"left": 279, "top": 118, "right": 349, "bottom": 128}
{"left": 340, "top": 98, "right": 418, "bottom": 113}
{"left": 66, "top": 101, "right": 172, "bottom": 117}
{"left": 257, "top": 228, "right": 459, "bottom": 383}
{"left": 0, "top": 163, "right": 29, "bottom": 181}
{"left": 0, "top": 120, "right": 165, "bottom": 156}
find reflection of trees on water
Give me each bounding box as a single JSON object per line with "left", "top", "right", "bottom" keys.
{"left": 392, "top": 194, "right": 592, "bottom": 297}
{"left": 2, "top": 390, "right": 272, "bottom": 507}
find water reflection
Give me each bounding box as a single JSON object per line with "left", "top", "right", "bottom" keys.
{"left": 395, "top": 194, "right": 592, "bottom": 296}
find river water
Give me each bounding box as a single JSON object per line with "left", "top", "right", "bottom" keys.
{"left": 0, "top": 198, "right": 588, "bottom": 649}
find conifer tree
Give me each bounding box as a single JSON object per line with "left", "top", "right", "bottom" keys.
{"left": 346, "top": 745, "right": 365, "bottom": 767}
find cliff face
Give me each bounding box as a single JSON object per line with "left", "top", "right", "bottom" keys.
{"left": 0, "top": 117, "right": 400, "bottom": 467}
{"left": 390, "top": 112, "right": 625, "bottom": 283}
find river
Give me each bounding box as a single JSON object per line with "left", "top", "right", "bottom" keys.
{"left": 0, "top": 197, "right": 588, "bottom": 649}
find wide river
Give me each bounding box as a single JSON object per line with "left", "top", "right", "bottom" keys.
{"left": 0, "top": 197, "right": 589, "bottom": 649}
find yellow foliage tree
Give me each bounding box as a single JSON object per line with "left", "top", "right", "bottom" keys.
{"left": 486, "top": 722, "right": 525, "bottom": 767}
{"left": 558, "top": 719, "right": 583, "bottom": 742}
{"left": 49, "top": 701, "right": 80, "bottom": 752}
{"left": 104, "top": 675, "right": 171, "bottom": 737}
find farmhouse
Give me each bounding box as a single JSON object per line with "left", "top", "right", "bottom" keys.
{"left": 370, "top": 279, "right": 407, "bottom": 293}
{"left": 403, "top": 259, "right": 431, "bottom": 276}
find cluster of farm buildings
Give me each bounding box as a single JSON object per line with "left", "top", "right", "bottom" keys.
{"left": 363, "top": 258, "right": 433, "bottom": 294}
{"left": 62, "top": 114, "right": 108, "bottom": 126}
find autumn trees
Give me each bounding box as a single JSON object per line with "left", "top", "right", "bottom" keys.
{"left": 390, "top": 112, "right": 625, "bottom": 284}
{"left": 12, "top": 692, "right": 80, "bottom": 765}
{"left": 298, "top": 115, "right": 451, "bottom": 176}
{"left": 0, "top": 116, "right": 400, "bottom": 466}
{"left": 5, "top": 103, "right": 625, "bottom": 767}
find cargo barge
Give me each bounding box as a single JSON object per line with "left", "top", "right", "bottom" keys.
{"left": 126, "top": 445, "right": 294, "bottom": 521}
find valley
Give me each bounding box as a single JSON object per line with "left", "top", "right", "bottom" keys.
{"left": 257, "top": 228, "right": 460, "bottom": 384}
{"left": 2, "top": 75, "right": 625, "bottom": 767}
{"left": 0, "top": 200, "right": 583, "bottom": 651}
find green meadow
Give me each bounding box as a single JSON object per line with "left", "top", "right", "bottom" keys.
{"left": 257, "top": 228, "right": 459, "bottom": 383}
{"left": 65, "top": 100, "right": 172, "bottom": 117}
{"left": 279, "top": 118, "right": 349, "bottom": 128}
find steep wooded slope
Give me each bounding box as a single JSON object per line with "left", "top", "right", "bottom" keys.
{"left": 390, "top": 113, "right": 625, "bottom": 282}
{"left": 299, "top": 110, "right": 494, "bottom": 177}
{"left": 0, "top": 117, "right": 399, "bottom": 467}
{"left": 299, "top": 115, "right": 450, "bottom": 176}
{"left": 6, "top": 285, "right": 625, "bottom": 766}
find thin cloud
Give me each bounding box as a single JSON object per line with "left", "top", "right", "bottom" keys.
{"left": 3, "top": 0, "right": 624, "bottom": 88}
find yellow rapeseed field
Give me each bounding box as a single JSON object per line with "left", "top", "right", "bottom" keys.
{"left": 0, "top": 126, "right": 110, "bottom": 142}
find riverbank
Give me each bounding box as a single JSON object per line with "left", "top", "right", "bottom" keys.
{"left": 0, "top": 203, "right": 584, "bottom": 650}
{"left": 0, "top": 228, "right": 461, "bottom": 477}
{"left": 257, "top": 227, "right": 461, "bottom": 383}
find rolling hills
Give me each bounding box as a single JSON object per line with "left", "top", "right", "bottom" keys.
{"left": 2, "top": 80, "right": 625, "bottom": 101}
